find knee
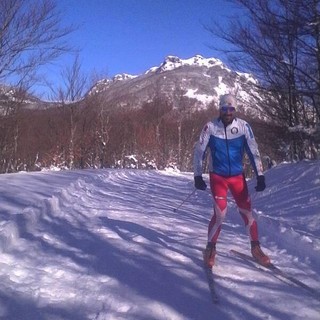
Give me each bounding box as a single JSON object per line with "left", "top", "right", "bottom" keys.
{"left": 214, "top": 204, "right": 227, "bottom": 220}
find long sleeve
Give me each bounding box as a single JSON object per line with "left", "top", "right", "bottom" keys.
{"left": 193, "top": 123, "right": 211, "bottom": 177}
{"left": 243, "top": 122, "right": 264, "bottom": 176}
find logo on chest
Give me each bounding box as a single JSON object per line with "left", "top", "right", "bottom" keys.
{"left": 231, "top": 127, "right": 238, "bottom": 135}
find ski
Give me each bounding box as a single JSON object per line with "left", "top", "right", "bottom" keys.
{"left": 202, "top": 250, "right": 219, "bottom": 303}
{"left": 231, "top": 249, "right": 320, "bottom": 300}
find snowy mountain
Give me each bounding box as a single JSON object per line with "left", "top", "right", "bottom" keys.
{"left": 0, "top": 55, "right": 266, "bottom": 119}
{"left": 0, "top": 160, "right": 319, "bottom": 319}
{"left": 88, "top": 55, "right": 264, "bottom": 118}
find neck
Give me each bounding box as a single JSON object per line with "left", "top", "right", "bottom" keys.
{"left": 219, "top": 118, "right": 233, "bottom": 127}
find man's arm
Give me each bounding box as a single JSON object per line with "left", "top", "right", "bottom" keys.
{"left": 243, "top": 121, "right": 266, "bottom": 191}
{"left": 243, "top": 122, "right": 264, "bottom": 177}
{"left": 193, "top": 123, "right": 211, "bottom": 177}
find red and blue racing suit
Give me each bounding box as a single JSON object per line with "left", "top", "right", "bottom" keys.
{"left": 193, "top": 117, "right": 264, "bottom": 243}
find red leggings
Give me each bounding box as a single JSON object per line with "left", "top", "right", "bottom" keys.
{"left": 208, "top": 173, "right": 258, "bottom": 243}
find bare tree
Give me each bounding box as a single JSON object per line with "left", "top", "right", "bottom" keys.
{"left": 206, "top": 0, "right": 320, "bottom": 160}
{"left": 54, "top": 55, "right": 89, "bottom": 169}
{"left": 0, "top": 0, "right": 73, "bottom": 85}
{"left": 0, "top": 0, "right": 75, "bottom": 172}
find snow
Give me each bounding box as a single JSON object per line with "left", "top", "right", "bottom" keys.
{"left": 184, "top": 89, "right": 214, "bottom": 105}
{"left": 112, "top": 74, "right": 137, "bottom": 82}
{"left": 154, "top": 55, "right": 226, "bottom": 73}
{"left": 0, "top": 161, "right": 319, "bottom": 319}
{"left": 214, "top": 76, "right": 230, "bottom": 97}
{"left": 148, "top": 55, "right": 256, "bottom": 86}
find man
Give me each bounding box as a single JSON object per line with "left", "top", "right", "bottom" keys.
{"left": 193, "top": 94, "right": 270, "bottom": 267}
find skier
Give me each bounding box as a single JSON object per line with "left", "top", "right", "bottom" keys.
{"left": 193, "top": 94, "right": 270, "bottom": 267}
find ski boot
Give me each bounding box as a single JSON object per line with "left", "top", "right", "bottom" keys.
{"left": 251, "top": 241, "right": 271, "bottom": 266}
{"left": 203, "top": 242, "right": 216, "bottom": 268}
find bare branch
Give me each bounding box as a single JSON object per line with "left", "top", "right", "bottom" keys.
{"left": 0, "top": 0, "right": 74, "bottom": 83}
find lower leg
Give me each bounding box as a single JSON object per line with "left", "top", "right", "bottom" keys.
{"left": 204, "top": 242, "right": 216, "bottom": 267}
{"left": 206, "top": 173, "right": 228, "bottom": 267}
{"left": 239, "top": 209, "right": 259, "bottom": 241}
{"left": 208, "top": 205, "right": 225, "bottom": 242}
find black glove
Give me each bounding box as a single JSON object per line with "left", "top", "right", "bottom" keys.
{"left": 255, "top": 175, "right": 266, "bottom": 192}
{"left": 194, "top": 176, "right": 207, "bottom": 190}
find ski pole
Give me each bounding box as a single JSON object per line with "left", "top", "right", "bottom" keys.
{"left": 173, "top": 189, "right": 196, "bottom": 212}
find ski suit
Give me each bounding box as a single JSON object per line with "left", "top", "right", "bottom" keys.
{"left": 193, "top": 117, "right": 264, "bottom": 243}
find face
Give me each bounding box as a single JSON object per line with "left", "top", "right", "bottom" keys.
{"left": 219, "top": 105, "right": 236, "bottom": 126}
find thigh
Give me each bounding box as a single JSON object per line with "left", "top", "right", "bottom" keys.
{"left": 209, "top": 173, "right": 228, "bottom": 211}
{"left": 228, "top": 174, "right": 251, "bottom": 210}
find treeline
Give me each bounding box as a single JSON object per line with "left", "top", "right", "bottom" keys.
{"left": 0, "top": 94, "right": 287, "bottom": 174}
{"left": 0, "top": 96, "right": 211, "bottom": 172}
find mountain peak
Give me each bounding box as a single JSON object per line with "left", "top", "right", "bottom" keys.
{"left": 112, "top": 73, "right": 137, "bottom": 82}
{"left": 146, "top": 54, "right": 228, "bottom": 74}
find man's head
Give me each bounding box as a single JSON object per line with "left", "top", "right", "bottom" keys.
{"left": 219, "top": 94, "right": 237, "bottom": 126}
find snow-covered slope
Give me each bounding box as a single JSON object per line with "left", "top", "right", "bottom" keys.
{"left": 0, "top": 161, "right": 319, "bottom": 319}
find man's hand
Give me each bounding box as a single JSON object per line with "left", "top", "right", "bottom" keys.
{"left": 255, "top": 175, "right": 266, "bottom": 192}
{"left": 194, "top": 176, "right": 207, "bottom": 190}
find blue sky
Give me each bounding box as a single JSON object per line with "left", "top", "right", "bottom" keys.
{"left": 37, "top": 0, "right": 241, "bottom": 97}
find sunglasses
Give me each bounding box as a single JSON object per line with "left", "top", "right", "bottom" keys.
{"left": 220, "top": 106, "right": 236, "bottom": 113}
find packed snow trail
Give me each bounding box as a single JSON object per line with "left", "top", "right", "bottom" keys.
{"left": 0, "top": 162, "right": 319, "bottom": 319}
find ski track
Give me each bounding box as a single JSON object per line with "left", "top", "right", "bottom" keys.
{"left": 0, "top": 164, "right": 319, "bottom": 319}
